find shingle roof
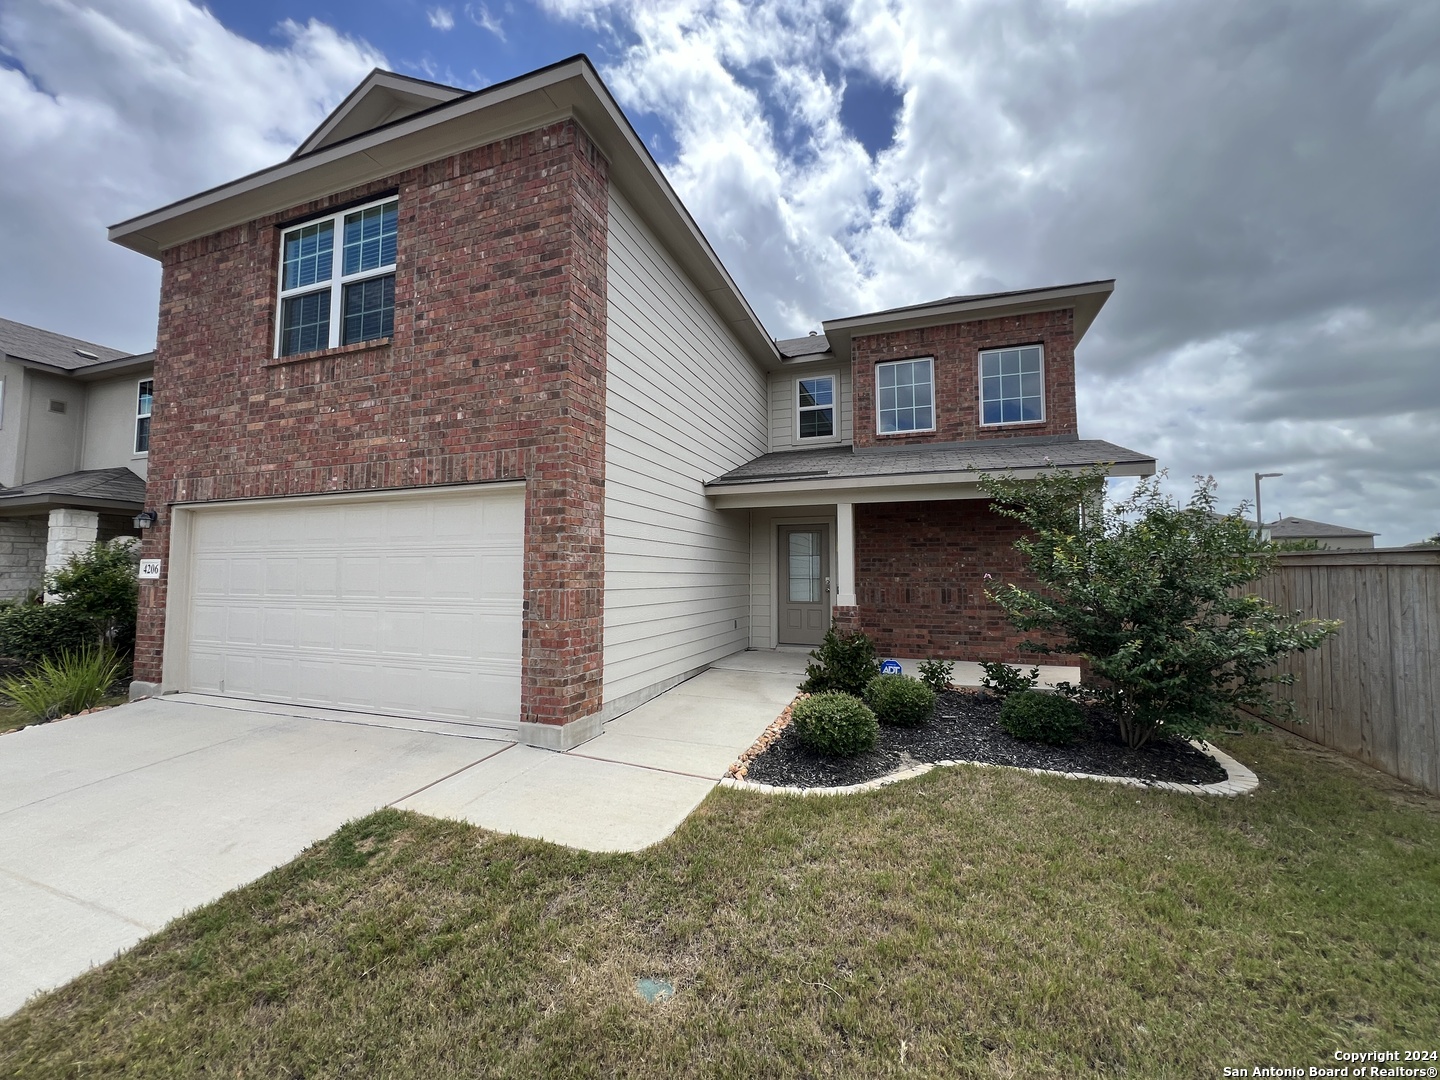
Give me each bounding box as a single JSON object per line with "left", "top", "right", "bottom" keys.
{"left": 774, "top": 334, "right": 833, "bottom": 358}
{"left": 1265, "top": 515, "right": 1377, "bottom": 539}
{"left": 706, "top": 438, "right": 1155, "bottom": 487}
{"left": 0, "top": 317, "right": 133, "bottom": 371}
{"left": 0, "top": 468, "right": 146, "bottom": 506}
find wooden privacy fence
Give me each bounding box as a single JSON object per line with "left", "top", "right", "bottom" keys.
{"left": 1248, "top": 548, "right": 1440, "bottom": 797}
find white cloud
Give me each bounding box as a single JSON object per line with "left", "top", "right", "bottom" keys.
{"left": 0, "top": 0, "right": 384, "bottom": 353}
{"left": 539, "top": 0, "right": 1440, "bottom": 544}
{"left": 465, "top": 3, "right": 506, "bottom": 41}
{"left": 427, "top": 7, "right": 455, "bottom": 31}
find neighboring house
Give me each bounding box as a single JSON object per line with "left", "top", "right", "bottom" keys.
{"left": 1263, "top": 516, "right": 1377, "bottom": 551}
{"left": 0, "top": 318, "right": 152, "bottom": 598}
{"left": 107, "top": 57, "right": 1154, "bottom": 749}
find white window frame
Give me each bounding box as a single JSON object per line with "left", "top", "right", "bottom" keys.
{"left": 134, "top": 377, "right": 153, "bottom": 456}
{"left": 978, "top": 344, "right": 1046, "bottom": 427}
{"left": 875, "top": 356, "right": 936, "bottom": 435}
{"left": 795, "top": 373, "right": 837, "bottom": 441}
{"left": 274, "top": 195, "right": 398, "bottom": 358}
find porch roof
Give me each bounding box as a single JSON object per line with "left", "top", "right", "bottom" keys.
{"left": 0, "top": 467, "right": 147, "bottom": 517}
{"left": 704, "top": 436, "right": 1155, "bottom": 507}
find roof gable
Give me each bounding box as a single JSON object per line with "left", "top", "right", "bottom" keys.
{"left": 293, "top": 70, "right": 466, "bottom": 159}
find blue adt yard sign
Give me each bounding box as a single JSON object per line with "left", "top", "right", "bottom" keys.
{"left": 880, "top": 659, "right": 902, "bottom": 675}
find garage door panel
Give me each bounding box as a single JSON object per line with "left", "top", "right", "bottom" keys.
{"left": 262, "top": 608, "right": 298, "bottom": 648}
{"left": 478, "top": 554, "right": 523, "bottom": 599}
{"left": 190, "top": 603, "right": 227, "bottom": 645}
{"left": 177, "top": 487, "right": 524, "bottom": 728}
{"left": 225, "top": 606, "right": 262, "bottom": 648}
{"left": 379, "top": 611, "right": 425, "bottom": 656}
{"left": 337, "top": 609, "right": 379, "bottom": 652}
{"left": 298, "top": 609, "right": 338, "bottom": 650}
{"left": 340, "top": 556, "right": 382, "bottom": 598}
{"left": 299, "top": 557, "right": 339, "bottom": 598}
{"left": 193, "top": 557, "right": 228, "bottom": 595}
{"left": 265, "top": 558, "right": 300, "bottom": 598}
{"left": 385, "top": 556, "right": 430, "bottom": 599}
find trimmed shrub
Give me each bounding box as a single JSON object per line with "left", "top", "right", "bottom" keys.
{"left": 863, "top": 674, "right": 935, "bottom": 727}
{"left": 800, "top": 629, "right": 881, "bottom": 698}
{"left": 791, "top": 692, "right": 879, "bottom": 756}
{"left": 46, "top": 538, "right": 139, "bottom": 656}
{"left": 979, "top": 660, "right": 1040, "bottom": 699}
{"left": 0, "top": 603, "right": 98, "bottom": 666}
{"left": 999, "top": 690, "right": 1086, "bottom": 746}
{"left": 0, "top": 646, "right": 125, "bottom": 722}
{"left": 917, "top": 658, "right": 954, "bottom": 694}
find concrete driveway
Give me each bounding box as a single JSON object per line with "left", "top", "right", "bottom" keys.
{"left": 0, "top": 650, "right": 802, "bottom": 1015}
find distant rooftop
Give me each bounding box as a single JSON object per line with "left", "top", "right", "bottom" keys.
{"left": 1264, "top": 516, "right": 1378, "bottom": 540}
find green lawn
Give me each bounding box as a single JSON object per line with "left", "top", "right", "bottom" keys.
{"left": 2, "top": 728, "right": 1436, "bottom": 1078}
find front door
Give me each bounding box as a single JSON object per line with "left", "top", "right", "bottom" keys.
{"left": 778, "top": 525, "right": 830, "bottom": 646}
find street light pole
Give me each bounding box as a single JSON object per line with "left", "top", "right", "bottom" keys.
{"left": 1255, "top": 472, "right": 1283, "bottom": 539}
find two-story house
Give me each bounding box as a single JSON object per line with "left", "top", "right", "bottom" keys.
{"left": 108, "top": 57, "right": 1154, "bottom": 750}
{"left": 0, "top": 318, "right": 153, "bottom": 598}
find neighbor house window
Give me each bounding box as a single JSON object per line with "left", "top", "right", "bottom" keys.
{"left": 276, "top": 197, "right": 397, "bottom": 357}
{"left": 980, "top": 345, "right": 1044, "bottom": 425}
{"left": 796, "top": 375, "right": 835, "bottom": 439}
{"left": 134, "top": 378, "right": 153, "bottom": 454}
{"left": 876, "top": 357, "right": 934, "bottom": 434}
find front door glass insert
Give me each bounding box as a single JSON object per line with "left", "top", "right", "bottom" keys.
{"left": 788, "top": 531, "right": 823, "bottom": 603}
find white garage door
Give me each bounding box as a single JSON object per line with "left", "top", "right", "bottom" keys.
{"left": 176, "top": 485, "right": 524, "bottom": 728}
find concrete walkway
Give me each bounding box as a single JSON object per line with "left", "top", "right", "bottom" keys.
{"left": 398, "top": 649, "right": 806, "bottom": 850}
{"left": 0, "top": 650, "right": 803, "bottom": 1015}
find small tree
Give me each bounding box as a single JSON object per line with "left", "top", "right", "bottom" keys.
{"left": 979, "top": 468, "right": 1340, "bottom": 749}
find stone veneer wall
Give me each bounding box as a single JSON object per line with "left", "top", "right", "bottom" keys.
{"left": 851, "top": 309, "right": 1078, "bottom": 449}
{"left": 44, "top": 509, "right": 98, "bottom": 583}
{"left": 136, "top": 121, "right": 610, "bottom": 732}
{"left": 852, "top": 499, "right": 1076, "bottom": 664}
{"left": 0, "top": 517, "right": 48, "bottom": 600}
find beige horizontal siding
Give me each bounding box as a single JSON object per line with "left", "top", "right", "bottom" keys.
{"left": 603, "top": 190, "right": 769, "bottom": 710}
{"left": 769, "top": 364, "right": 852, "bottom": 451}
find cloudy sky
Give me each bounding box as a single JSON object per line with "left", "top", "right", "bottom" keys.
{"left": 2, "top": 0, "right": 1436, "bottom": 542}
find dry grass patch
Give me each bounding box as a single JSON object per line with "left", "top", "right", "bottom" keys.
{"left": 1, "top": 727, "right": 1437, "bottom": 1078}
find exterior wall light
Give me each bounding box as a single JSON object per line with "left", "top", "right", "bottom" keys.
{"left": 133, "top": 510, "right": 158, "bottom": 530}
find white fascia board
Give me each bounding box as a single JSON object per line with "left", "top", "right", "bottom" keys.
{"left": 706, "top": 458, "right": 1155, "bottom": 509}
{"left": 107, "top": 58, "right": 781, "bottom": 371}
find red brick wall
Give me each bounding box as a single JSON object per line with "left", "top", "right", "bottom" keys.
{"left": 851, "top": 309, "right": 1077, "bottom": 448}
{"left": 136, "top": 121, "right": 610, "bottom": 729}
{"left": 852, "top": 499, "right": 1074, "bottom": 664}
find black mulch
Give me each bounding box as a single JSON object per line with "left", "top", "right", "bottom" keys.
{"left": 741, "top": 689, "right": 1229, "bottom": 790}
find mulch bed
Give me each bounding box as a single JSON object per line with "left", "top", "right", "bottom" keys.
{"left": 734, "top": 688, "right": 1229, "bottom": 790}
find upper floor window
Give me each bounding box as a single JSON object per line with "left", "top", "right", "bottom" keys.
{"left": 135, "top": 378, "right": 153, "bottom": 454}
{"left": 276, "top": 197, "right": 397, "bottom": 357}
{"left": 797, "top": 376, "right": 835, "bottom": 439}
{"left": 876, "top": 357, "right": 934, "bottom": 434}
{"left": 980, "top": 345, "right": 1044, "bottom": 425}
